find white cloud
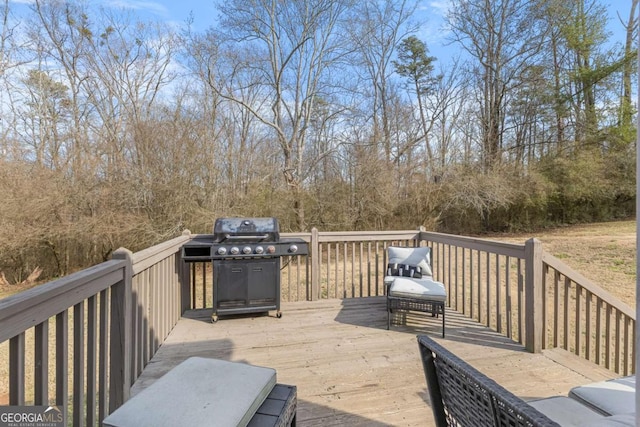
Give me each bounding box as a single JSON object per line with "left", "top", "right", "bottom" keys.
{"left": 428, "top": 1, "right": 452, "bottom": 17}
{"left": 102, "top": 0, "right": 169, "bottom": 17}
{"left": 413, "top": 0, "right": 457, "bottom": 65}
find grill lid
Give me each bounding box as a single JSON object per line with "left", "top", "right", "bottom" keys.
{"left": 213, "top": 217, "right": 280, "bottom": 242}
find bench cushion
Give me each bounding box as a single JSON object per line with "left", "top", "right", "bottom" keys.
{"left": 568, "top": 375, "right": 635, "bottom": 416}
{"left": 528, "top": 396, "right": 605, "bottom": 426}
{"left": 103, "top": 357, "right": 276, "bottom": 427}
{"left": 388, "top": 277, "right": 446, "bottom": 302}
{"left": 583, "top": 414, "right": 636, "bottom": 426}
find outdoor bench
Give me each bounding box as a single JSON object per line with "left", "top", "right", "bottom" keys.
{"left": 103, "top": 357, "right": 296, "bottom": 427}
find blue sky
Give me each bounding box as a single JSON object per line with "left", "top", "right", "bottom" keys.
{"left": 112, "top": 0, "right": 633, "bottom": 63}
{"left": 7, "top": 0, "right": 633, "bottom": 66}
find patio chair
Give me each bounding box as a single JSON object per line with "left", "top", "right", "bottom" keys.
{"left": 417, "top": 335, "right": 614, "bottom": 427}
{"left": 385, "top": 246, "right": 446, "bottom": 336}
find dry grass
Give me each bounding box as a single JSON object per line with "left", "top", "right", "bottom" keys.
{"left": 487, "top": 220, "right": 636, "bottom": 308}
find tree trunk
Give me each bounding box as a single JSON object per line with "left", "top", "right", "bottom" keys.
{"left": 621, "top": 0, "right": 638, "bottom": 130}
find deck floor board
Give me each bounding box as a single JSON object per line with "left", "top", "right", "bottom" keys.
{"left": 131, "top": 297, "right": 617, "bottom": 426}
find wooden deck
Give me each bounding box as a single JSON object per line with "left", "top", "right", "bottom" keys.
{"left": 131, "top": 298, "right": 617, "bottom": 426}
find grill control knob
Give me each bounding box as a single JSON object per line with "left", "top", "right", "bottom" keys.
{"left": 217, "top": 247, "right": 227, "bottom": 255}
{"left": 266, "top": 245, "right": 276, "bottom": 254}
{"left": 242, "top": 246, "right": 252, "bottom": 254}
{"left": 230, "top": 246, "right": 240, "bottom": 255}
{"left": 288, "top": 244, "right": 299, "bottom": 253}
{"left": 255, "top": 246, "right": 264, "bottom": 254}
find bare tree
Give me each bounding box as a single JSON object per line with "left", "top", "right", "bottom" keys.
{"left": 0, "top": 0, "right": 30, "bottom": 78}
{"left": 447, "top": 0, "right": 547, "bottom": 169}
{"left": 83, "top": 9, "right": 178, "bottom": 181}
{"left": 620, "top": 0, "right": 638, "bottom": 132}
{"left": 209, "top": 0, "right": 351, "bottom": 230}
{"left": 20, "top": 69, "right": 70, "bottom": 168}
{"left": 182, "top": 26, "right": 282, "bottom": 212}
{"left": 0, "top": 0, "right": 34, "bottom": 158}
{"left": 29, "top": 0, "right": 94, "bottom": 178}
{"left": 0, "top": 0, "right": 10, "bottom": 79}
{"left": 430, "top": 60, "right": 468, "bottom": 172}
{"left": 346, "top": 0, "right": 417, "bottom": 163}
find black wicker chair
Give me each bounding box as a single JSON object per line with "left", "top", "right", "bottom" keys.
{"left": 418, "top": 335, "right": 561, "bottom": 427}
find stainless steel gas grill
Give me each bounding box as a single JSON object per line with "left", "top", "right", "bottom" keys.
{"left": 181, "top": 217, "right": 308, "bottom": 322}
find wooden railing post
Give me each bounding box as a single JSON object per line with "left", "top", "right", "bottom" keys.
{"left": 180, "top": 230, "right": 192, "bottom": 313}
{"left": 110, "top": 248, "right": 133, "bottom": 410}
{"left": 525, "top": 238, "right": 543, "bottom": 353}
{"left": 311, "top": 227, "right": 320, "bottom": 301}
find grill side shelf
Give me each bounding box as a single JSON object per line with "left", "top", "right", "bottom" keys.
{"left": 182, "top": 242, "right": 213, "bottom": 261}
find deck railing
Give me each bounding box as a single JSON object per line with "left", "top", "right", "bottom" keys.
{"left": 0, "top": 227, "right": 635, "bottom": 426}
{"left": 418, "top": 232, "right": 535, "bottom": 349}
{"left": 0, "top": 233, "right": 189, "bottom": 425}
{"left": 127, "top": 234, "right": 191, "bottom": 383}
{"left": 0, "top": 253, "right": 131, "bottom": 425}
{"left": 184, "top": 230, "right": 422, "bottom": 306}
{"left": 542, "top": 252, "right": 636, "bottom": 375}
{"left": 185, "top": 229, "right": 636, "bottom": 375}
{"left": 415, "top": 232, "right": 636, "bottom": 374}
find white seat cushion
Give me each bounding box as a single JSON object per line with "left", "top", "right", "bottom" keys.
{"left": 388, "top": 277, "right": 446, "bottom": 302}
{"left": 528, "top": 396, "right": 605, "bottom": 426}
{"left": 103, "top": 357, "right": 276, "bottom": 427}
{"left": 569, "top": 375, "right": 635, "bottom": 416}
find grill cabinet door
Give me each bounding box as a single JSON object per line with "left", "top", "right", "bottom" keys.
{"left": 215, "top": 261, "right": 248, "bottom": 306}
{"left": 213, "top": 258, "right": 280, "bottom": 312}
{"left": 247, "top": 259, "right": 279, "bottom": 305}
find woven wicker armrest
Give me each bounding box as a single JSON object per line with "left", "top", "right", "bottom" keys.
{"left": 417, "top": 335, "right": 561, "bottom": 427}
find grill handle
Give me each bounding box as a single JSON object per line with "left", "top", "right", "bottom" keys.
{"left": 224, "top": 234, "right": 270, "bottom": 240}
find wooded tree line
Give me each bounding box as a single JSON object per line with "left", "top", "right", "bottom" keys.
{"left": 0, "top": 0, "right": 637, "bottom": 283}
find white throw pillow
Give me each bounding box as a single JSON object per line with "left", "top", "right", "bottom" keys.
{"left": 387, "top": 246, "right": 433, "bottom": 278}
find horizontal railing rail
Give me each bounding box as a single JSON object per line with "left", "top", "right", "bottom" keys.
{"left": 542, "top": 252, "right": 636, "bottom": 375}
